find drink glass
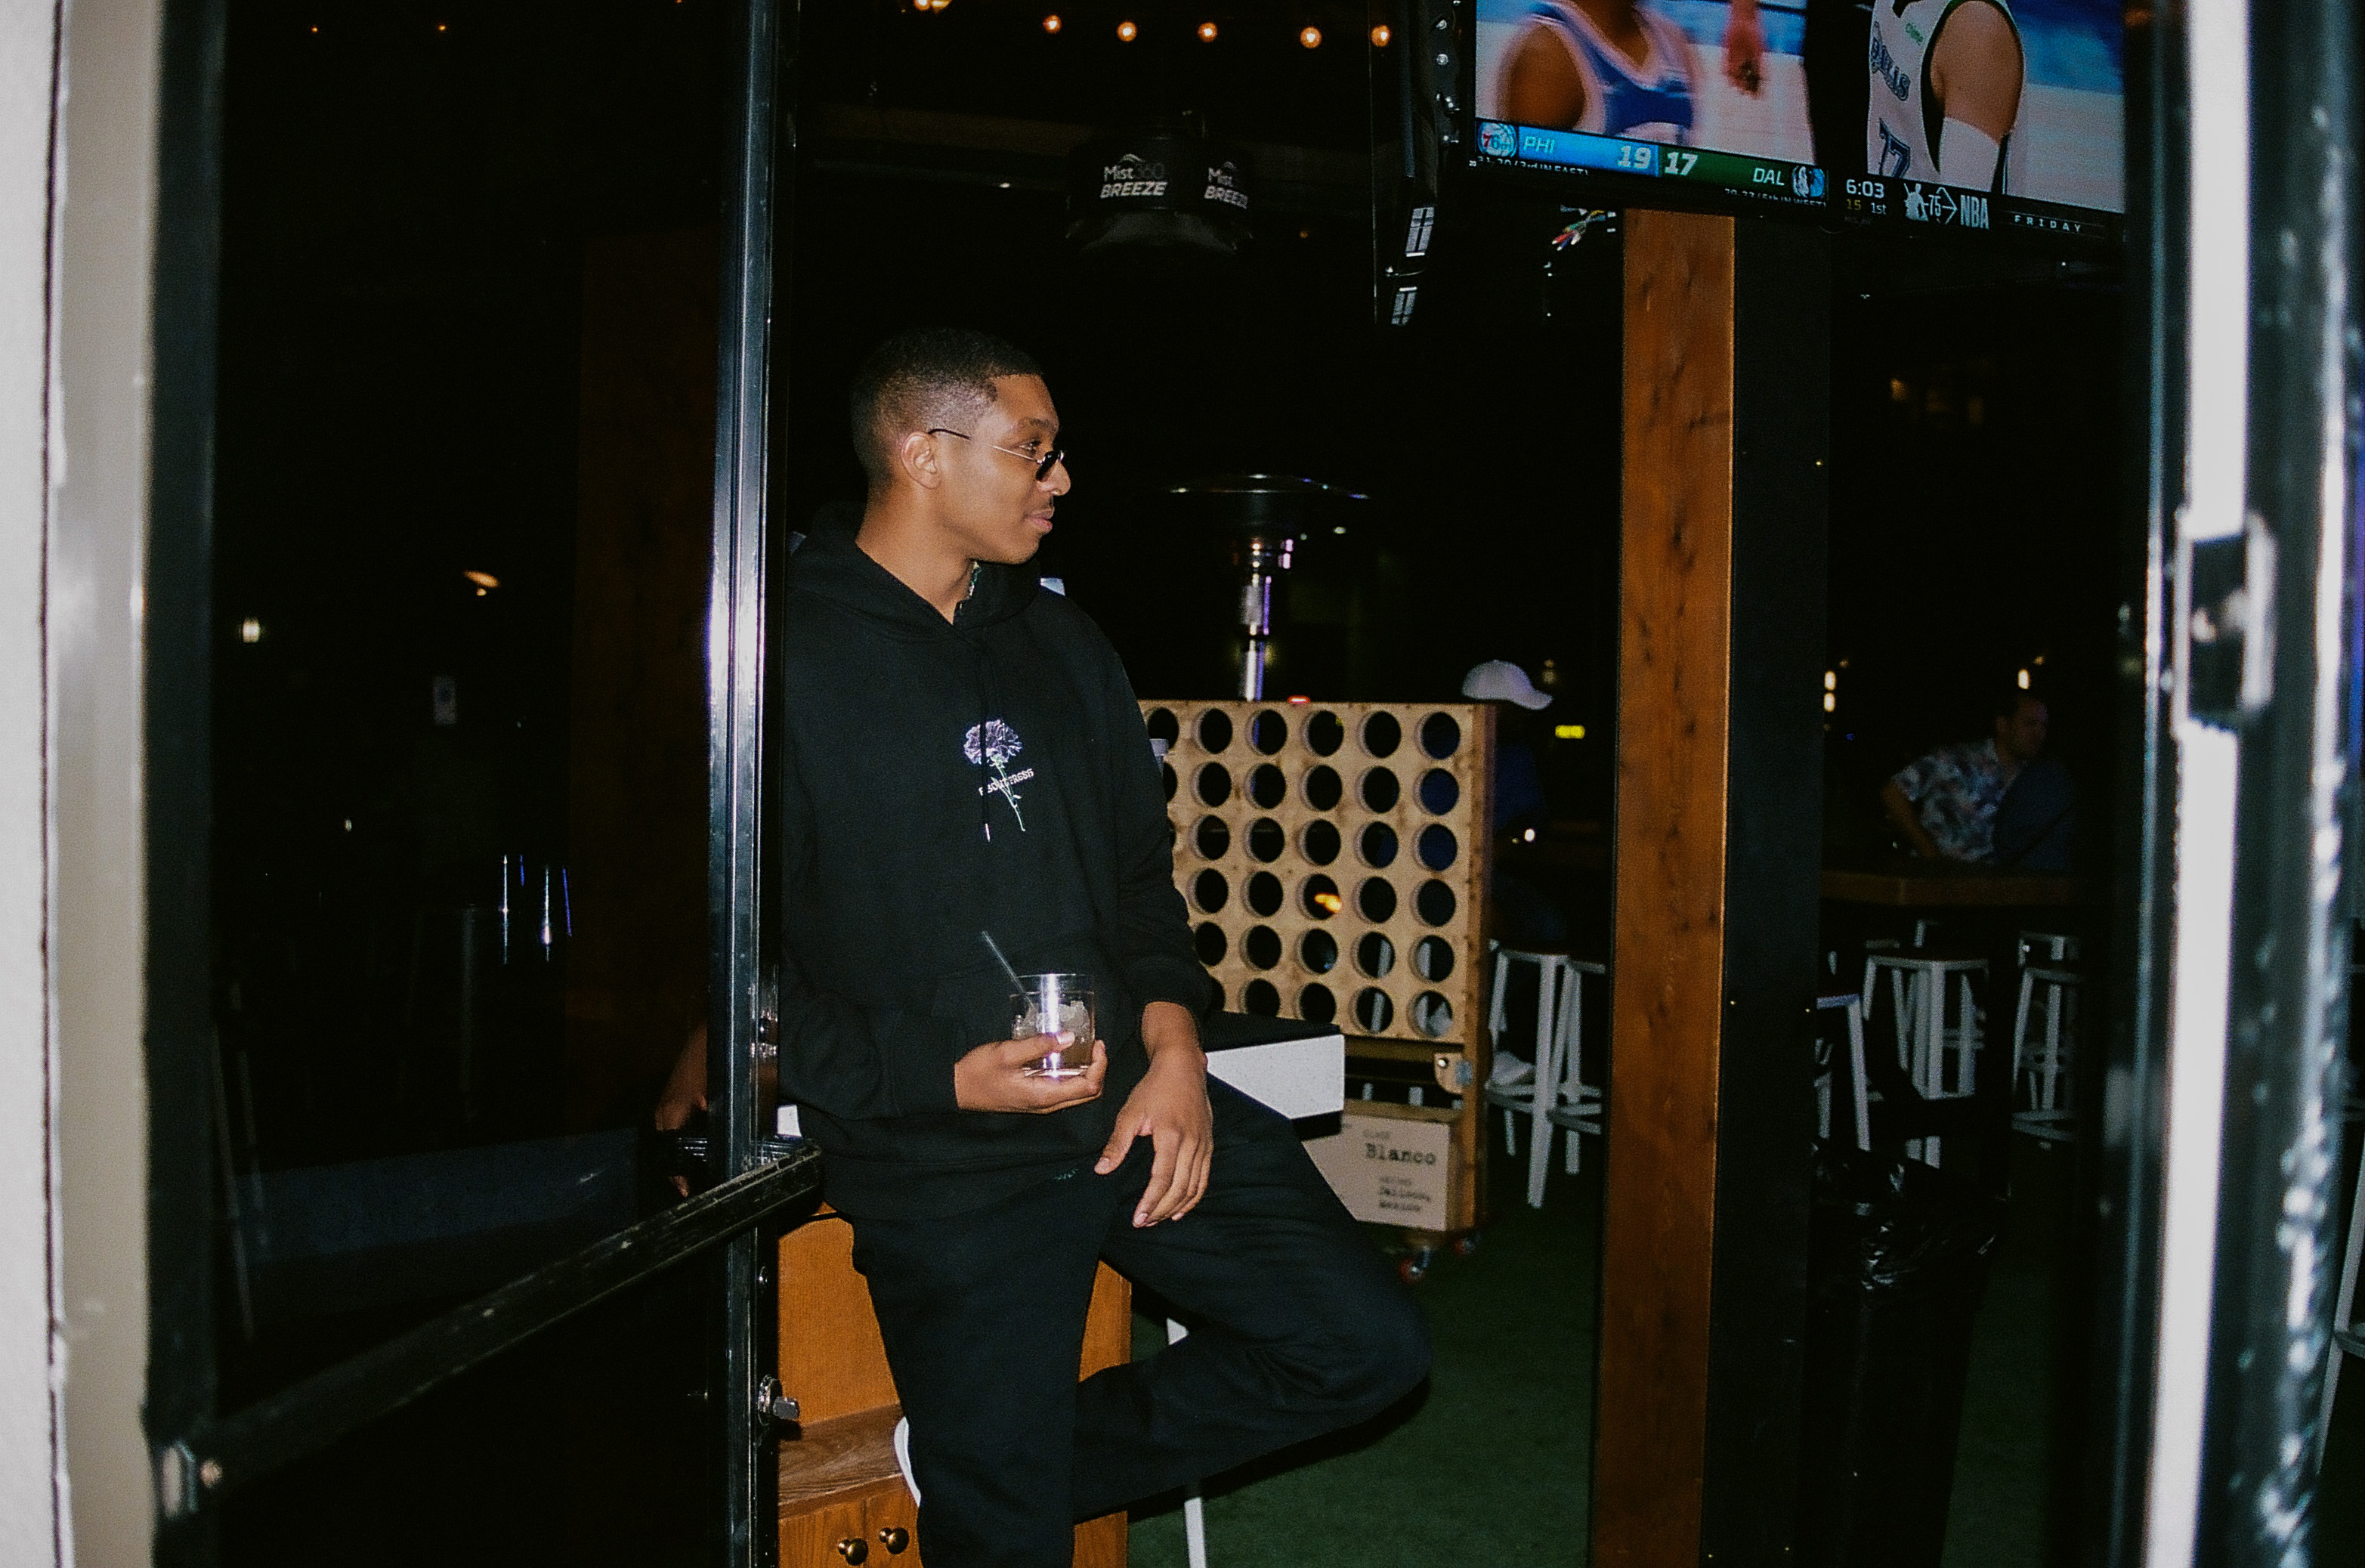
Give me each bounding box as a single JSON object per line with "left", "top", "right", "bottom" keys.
{"left": 1012, "top": 973, "right": 1095, "bottom": 1080}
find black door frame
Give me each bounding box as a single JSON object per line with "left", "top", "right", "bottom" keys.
{"left": 141, "top": 2, "right": 807, "bottom": 1563}
{"left": 2098, "top": 2, "right": 2360, "bottom": 1563}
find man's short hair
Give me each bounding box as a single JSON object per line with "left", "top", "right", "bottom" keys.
{"left": 848, "top": 328, "right": 1042, "bottom": 492}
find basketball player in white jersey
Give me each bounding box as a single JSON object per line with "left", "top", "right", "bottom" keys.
{"left": 1497, "top": 0, "right": 1698, "bottom": 144}
{"left": 1867, "top": 0, "right": 2025, "bottom": 190}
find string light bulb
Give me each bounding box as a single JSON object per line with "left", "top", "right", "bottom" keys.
{"left": 1116, "top": 18, "right": 1136, "bottom": 39}
{"left": 1371, "top": 23, "right": 1391, "bottom": 45}
{"left": 1198, "top": 20, "right": 1217, "bottom": 41}
{"left": 1299, "top": 25, "right": 1322, "bottom": 48}
{"left": 1042, "top": 13, "right": 1060, "bottom": 31}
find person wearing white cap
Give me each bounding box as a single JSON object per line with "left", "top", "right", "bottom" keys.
{"left": 1461, "top": 660, "right": 1568, "bottom": 948}
{"left": 1461, "top": 657, "right": 1554, "bottom": 711}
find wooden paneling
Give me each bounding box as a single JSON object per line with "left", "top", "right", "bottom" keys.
{"left": 779, "top": 1213, "right": 901, "bottom": 1427}
{"left": 778, "top": 1409, "right": 905, "bottom": 1513}
{"left": 1080, "top": 1254, "right": 1133, "bottom": 1379}
{"left": 563, "top": 227, "right": 719, "bottom": 1128}
{"left": 778, "top": 1215, "right": 1133, "bottom": 1566}
{"left": 781, "top": 1492, "right": 873, "bottom": 1568}
{"left": 1593, "top": 209, "right": 1736, "bottom": 1568}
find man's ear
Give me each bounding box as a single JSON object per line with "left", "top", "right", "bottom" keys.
{"left": 895, "top": 428, "right": 944, "bottom": 493}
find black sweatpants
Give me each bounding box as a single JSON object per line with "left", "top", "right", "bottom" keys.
{"left": 846, "top": 1079, "right": 1433, "bottom": 1568}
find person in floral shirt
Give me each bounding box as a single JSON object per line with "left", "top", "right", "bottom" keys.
{"left": 1881, "top": 691, "right": 2050, "bottom": 862}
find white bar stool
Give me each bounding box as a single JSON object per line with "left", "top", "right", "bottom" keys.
{"left": 1866, "top": 951, "right": 1988, "bottom": 1166}
{"left": 1816, "top": 990, "right": 1872, "bottom": 1152}
{"left": 1481, "top": 948, "right": 1606, "bottom": 1207}
{"left": 2018, "top": 929, "right": 2082, "bottom": 965}
{"left": 2010, "top": 963, "right": 2080, "bottom": 1142}
{"left": 1167, "top": 1317, "right": 1210, "bottom": 1568}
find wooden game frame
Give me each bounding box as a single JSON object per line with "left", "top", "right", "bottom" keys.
{"left": 1144, "top": 699, "right": 1496, "bottom": 1236}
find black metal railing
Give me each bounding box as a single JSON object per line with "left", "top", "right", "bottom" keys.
{"left": 154, "top": 1143, "right": 821, "bottom": 1519}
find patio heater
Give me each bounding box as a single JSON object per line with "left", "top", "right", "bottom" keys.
{"left": 1167, "top": 475, "right": 1361, "bottom": 700}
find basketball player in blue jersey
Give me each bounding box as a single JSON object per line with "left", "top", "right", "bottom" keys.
{"left": 1497, "top": 0, "right": 1697, "bottom": 144}
{"left": 1866, "top": 0, "right": 2024, "bottom": 190}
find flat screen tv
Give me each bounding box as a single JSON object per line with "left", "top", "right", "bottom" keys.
{"left": 1467, "top": 0, "right": 2123, "bottom": 243}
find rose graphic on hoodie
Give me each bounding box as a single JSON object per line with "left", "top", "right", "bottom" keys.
{"left": 964, "top": 719, "right": 1034, "bottom": 832}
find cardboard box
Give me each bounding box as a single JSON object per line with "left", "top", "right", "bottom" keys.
{"left": 1306, "top": 1109, "right": 1456, "bottom": 1228}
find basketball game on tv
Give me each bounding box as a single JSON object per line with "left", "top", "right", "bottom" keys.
{"left": 1471, "top": 0, "right": 2124, "bottom": 241}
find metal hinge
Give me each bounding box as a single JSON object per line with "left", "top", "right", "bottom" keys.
{"left": 155, "top": 1438, "right": 222, "bottom": 1521}
{"left": 2178, "top": 511, "right": 2277, "bottom": 728}
{"left": 755, "top": 1374, "right": 800, "bottom": 1426}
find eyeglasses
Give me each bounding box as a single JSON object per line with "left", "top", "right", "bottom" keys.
{"left": 926, "top": 427, "right": 1066, "bottom": 481}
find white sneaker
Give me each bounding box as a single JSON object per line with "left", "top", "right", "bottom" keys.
{"left": 892, "top": 1415, "right": 920, "bottom": 1506}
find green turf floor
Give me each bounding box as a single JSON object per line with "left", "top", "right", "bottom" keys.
{"left": 1124, "top": 1131, "right": 2365, "bottom": 1568}
{"left": 1128, "top": 1139, "right": 1602, "bottom": 1567}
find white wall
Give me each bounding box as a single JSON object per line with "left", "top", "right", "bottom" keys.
{"left": 0, "top": 0, "right": 60, "bottom": 1560}
{"left": 47, "top": 0, "right": 162, "bottom": 1563}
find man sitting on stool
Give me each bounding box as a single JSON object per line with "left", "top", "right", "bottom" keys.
{"left": 719, "top": 329, "right": 1430, "bottom": 1567}
{"left": 1881, "top": 687, "right": 2049, "bottom": 864}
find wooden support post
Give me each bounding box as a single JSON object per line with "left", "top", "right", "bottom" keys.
{"left": 1594, "top": 210, "right": 1828, "bottom": 1566}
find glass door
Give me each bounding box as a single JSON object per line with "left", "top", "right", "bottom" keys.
{"left": 145, "top": 2, "right": 802, "bottom": 1563}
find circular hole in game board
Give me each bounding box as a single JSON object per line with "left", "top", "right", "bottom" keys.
{"left": 1361, "top": 711, "right": 1402, "bottom": 757}
{"left": 1301, "top": 873, "right": 1341, "bottom": 920}
{"left": 1411, "top": 991, "right": 1455, "bottom": 1038}
{"left": 1358, "top": 822, "right": 1399, "bottom": 868}
{"left": 1353, "top": 987, "right": 1395, "bottom": 1033}
{"left": 1195, "top": 764, "right": 1232, "bottom": 807}
{"left": 1194, "top": 923, "right": 1228, "bottom": 965}
{"left": 1191, "top": 869, "right": 1229, "bottom": 914}
{"left": 1418, "top": 768, "right": 1461, "bottom": 815}
{"left": 1144, "top": 707, "right": 1179, "bottom": 747}
{"left": 1414, "top": 879, "right": 1458, "bottom": 926}
{"left": 1242, "top": 926, "right": 1282, "bottom": 970}
{"left": 1303, "top": 765, "right": 1343, "bottom": 811}
{"left": 1416, "top": 824, "right": 1459, "bottom": 871}
{"left": 1248, "top": 710, "right": 1288, "bottom": 754}
{"left": 1299, "top": 929, "right": 1339, "bottom": 973}
{"left": 1419, "top": 712, "right": 1462, "bottom": 759}
{"left": 1246, "top": 818, "right": 1286, "bottom": 862}
{"left": 1356, "top": 931, "right": 1397, "bottom": 979}
{"left": 1357, "top": 877, "right": 1398, "bottom": 923}
{"left": 1243, "top": 979, "right": 1281, "bottom": 1017}
{"left": 1299, "top": 983, "right": 1337, "bottom": 1025}
{"left": 1359, "top": 767, "right": 1401, "bottom": 812}
{"left": 1162, "top": 763, "right": 1177, "bottom": 803}
{"left": 1247, "top": 763, "right": 1288, "bottom": 809}
{"left": 1304, "top": 710, "right": 1345, "bottom": 756}
{"left": 1413, "top": 935, "right": 1455, "bottom": 982}
{"left": 1300, "top": 819, "right": 1342, "bottom": 865}
{"left": 1245, "top": 871, "right": 1285, "bottom": 917}
{"left": 1194, "top": 816, "right": 1231, "bottom": 859}
{"left": 1197, "top": 709, "right": 1234, "bottom": 753}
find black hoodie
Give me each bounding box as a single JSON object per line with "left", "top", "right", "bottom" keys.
{"left": 771, "top": 529, "right": 1214, "bottom": 1218}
